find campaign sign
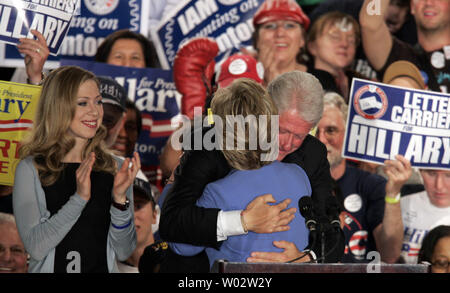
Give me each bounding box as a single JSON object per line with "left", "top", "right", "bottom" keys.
{"left": 0, "top": 0, "right": 77, "bottom": 55}
{"left": 343, "top": 79, "right": 450, "bottom": 170}
{"left": 0, "top": 81, "right": 41, "bottom": 186}
{"left": 60, "top": 59, "right": 181, "bottom": 182}
{"left": 0, "top": 0, "right": 149, "bottom": 68}
{"left": 152, "top": 0, "right": 261, "bottom": 69}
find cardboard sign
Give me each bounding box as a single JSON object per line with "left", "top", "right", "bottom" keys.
{"left": 151, "top": 0, "right": 261, "bottom": 69}
{"left": 0, "top": 0, "right": 149, "bottom": 68}
{"left": 343, "top": 79, "right": 450, "bottom": 170}
{"left": 0, "top": 80, "right": 41, "bottom": 186}
{"left": 0, "top": 0, "right": 77, "bottom": 56}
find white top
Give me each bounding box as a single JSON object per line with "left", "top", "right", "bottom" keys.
{"left": 400, "top": 190, "right": 450, "bottom": 264}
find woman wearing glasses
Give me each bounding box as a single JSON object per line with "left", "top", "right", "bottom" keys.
{"left": 419, "top": 225, "right": 450, "bottom": 273}
{"left": 251, "top": 0, "right": 311, "bottom": 86}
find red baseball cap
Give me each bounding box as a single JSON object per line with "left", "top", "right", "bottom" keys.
{"left": 253, "top": 0, "right": 310, "bottom": 30}
{"left": 217, "top": 54, "right": 264, "bottom": 88}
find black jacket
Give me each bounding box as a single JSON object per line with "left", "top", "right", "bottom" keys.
{"left": 159, "top": 130, "right": 333, "bottom": 248}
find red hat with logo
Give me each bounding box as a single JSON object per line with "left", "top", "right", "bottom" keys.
{"left": 217, "top": 54, "right": 264, "bottom": 88}
{"left": 253, "top": 0, "right": 310, "bottom": 30}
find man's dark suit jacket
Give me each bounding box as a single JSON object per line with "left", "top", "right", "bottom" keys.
{"left": 159, "top": 131, "right": 333, "bottom": 249}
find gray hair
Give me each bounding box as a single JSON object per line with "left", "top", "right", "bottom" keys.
{"left": 0, "top": 212, "right": 16, "bottom": 226}
{"left": 267, "top": 71, "right": 324, "bottom": 126}
{"left": 323, "top": 92, "right": 348, "bottom": 122}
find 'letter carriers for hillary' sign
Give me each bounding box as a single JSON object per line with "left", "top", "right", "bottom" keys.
{"left": 343, "top": 79, "right": 450, "bottom": 170}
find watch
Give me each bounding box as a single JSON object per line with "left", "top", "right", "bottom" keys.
{"left": 112, "top": 199, "right": 130, "bottom": 211}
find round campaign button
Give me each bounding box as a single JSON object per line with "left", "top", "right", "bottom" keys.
{"left": 84, "top": 0, "right": 119, "bottom": 15}
{"left": 256, "top": 62, "right": 265, "bottom": 80}
{"left": 228, "top": 59, "right": 248, "bottom": 76}
{"left": 344, "top": 194, "right": 363, "bottom": 213}
{"left": 430, "top": 51, "right": 445, "bottom": 69}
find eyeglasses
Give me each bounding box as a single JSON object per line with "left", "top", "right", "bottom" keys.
{"left": 315, "top": 126, "right": 342, "bottom": 141}
{"left": 325, "top": 30, "right": 357, "bottom": 46}
{"left": 0, "top": 244, "right": 27, "bottom": 257}
{"left": 431, "top": 258, "right": 450, "bottom": 270}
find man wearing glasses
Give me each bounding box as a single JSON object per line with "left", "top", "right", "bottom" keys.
{"left": 315, "top": 92, "right": 412, "bottom": 263}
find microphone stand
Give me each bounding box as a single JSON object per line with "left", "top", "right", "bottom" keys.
{"left": 321, "top": 226, "right": 326, "bottom": 264}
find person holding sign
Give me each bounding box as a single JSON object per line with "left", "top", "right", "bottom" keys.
{"left": 315, "top": 92, "right": 412, "bottom": 263}
{"left": 16, "top": 29, "right": 50, "bottom": 85}
{"left": 251, "top": 0, "right": 311, "bottom": 85}
{"left": 12, "top": 66, "right": 140, "bottom": 273}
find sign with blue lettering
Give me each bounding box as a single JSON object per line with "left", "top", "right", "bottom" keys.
{"left": 0, "top": 0, "right": 78, "bottom": 55}
{"left": 0, "top": 0, "right": 149, "bottom": 68}
{"left": 152, "top": 0, "right": 261, "bottom": 69}
{"left": 343, "top": 79, "right": 450, "bottom": 170}
{"left": 60, "top": 59, "right": 181, "bottom": 182}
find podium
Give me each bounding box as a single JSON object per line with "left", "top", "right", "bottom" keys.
{"left": 211, "top": 260, "right": 430, "bottom": 273}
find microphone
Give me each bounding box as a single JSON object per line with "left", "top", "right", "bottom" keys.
{"left": 313, "top": 196, "right": 345, "bottom": 263}
{"left": 298, "top": 196, "right": 317, "bottom": 231}
{"left": 326, "top": 196, "right": 341, "bottom": 231}
{"left": 286, "top": 196, "right": 317, "bottom": 264}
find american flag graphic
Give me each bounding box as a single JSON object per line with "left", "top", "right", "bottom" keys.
{"left": 0, "top": 119, "right": 33, "bottom": 132}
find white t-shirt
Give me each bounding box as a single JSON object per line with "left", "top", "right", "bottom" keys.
{"left": 400, "top": 190, "right": 450, "bottom": 264}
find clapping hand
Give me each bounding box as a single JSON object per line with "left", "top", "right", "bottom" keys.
{"left": 76, "top": 152, "right": 96, "bottom": 201}
{"left": 113, "top": 152, "right": 141, "bottom": 203}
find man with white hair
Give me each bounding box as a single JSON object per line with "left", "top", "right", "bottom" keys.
{"left": 0, "top": 212, "right": 28, "bottom": 273}
{"left": 154, "top": 71, "right": 339, "bottom": 272}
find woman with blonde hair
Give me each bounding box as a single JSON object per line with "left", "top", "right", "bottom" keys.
{"left": 13, "top": 66, "right": 140, "bottom": 273}
{"left": 169, "top": 78, "right": 312, "bottom": 269}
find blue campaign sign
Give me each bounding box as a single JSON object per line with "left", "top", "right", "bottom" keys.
{"left": 343, "top": 78, "right": 450, "bottom": 170}
{"left": 152, "top": 0, "right": 261, "bottom": 69}
{"left": 0, "top": 0, "right": 77, "bottom": 55}
{"left": 1, "top": 0, "right": 148, "bottom": 68}
{"left": 60, "top": 59, "right": 181, "bottom": 180}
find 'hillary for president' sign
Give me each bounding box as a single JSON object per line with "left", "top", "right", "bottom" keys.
{"left": 343, "top": 79, "right": 450, "bottom": 170}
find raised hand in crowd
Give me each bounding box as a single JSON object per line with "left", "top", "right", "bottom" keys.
{"left": 384, "top": 155, "right": 413, "bottom": 199}
{"left": 113, "top": 152, "right": 141, "bottom": 203}
{"left": 374, "top": 154, "right": 412, "bottom": 263}
{"left": 17, "top": 29, "right": 49, "bottom": 85}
